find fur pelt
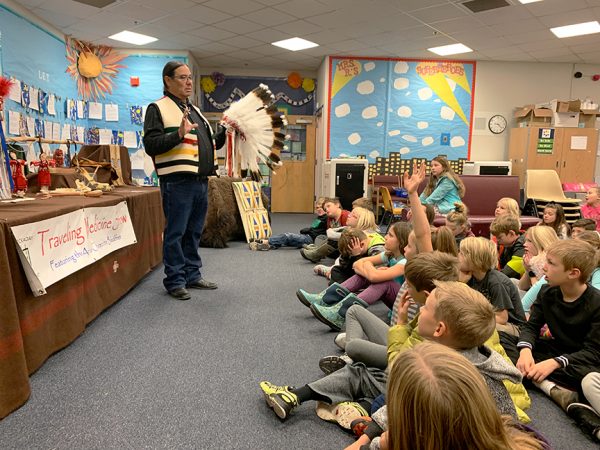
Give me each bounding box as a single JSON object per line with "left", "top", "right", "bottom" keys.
{"left": 200, "top": 176, "right": 269, "bottom": 248}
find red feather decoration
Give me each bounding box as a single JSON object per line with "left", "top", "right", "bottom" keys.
{"left": 0, "top": 77, "right": 14, "bottom": 99}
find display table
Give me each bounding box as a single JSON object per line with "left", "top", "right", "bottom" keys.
{"left": 0, "top": 187, "right": 164, "bottom": 418}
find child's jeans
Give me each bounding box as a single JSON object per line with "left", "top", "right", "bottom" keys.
{"left": 342, "top": 274, "right": 400, "bottom": 309}
{"left": 268, "top": 232, "right": 313, "bottom": 248}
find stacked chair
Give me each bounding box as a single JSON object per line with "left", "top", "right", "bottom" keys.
{"left": 522, "top": 170, "right": 582, "bottom": 224}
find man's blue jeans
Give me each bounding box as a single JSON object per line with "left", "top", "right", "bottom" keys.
{"left": 160, "top": 178, "right": 208, "bottom": 291}
{"left": 268, "top": 232, "right": 313, "bottom": 248}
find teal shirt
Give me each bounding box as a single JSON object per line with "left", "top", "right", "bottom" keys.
{"left": 419, "top": 176, "right": 462, "bottom": 214}
{"left": 379, "top": 254, "right": 406, "bottom": 284}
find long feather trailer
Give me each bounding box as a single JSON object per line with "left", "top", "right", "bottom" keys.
{"left": 221, "top": 84, "right": 287, "bottom": 181}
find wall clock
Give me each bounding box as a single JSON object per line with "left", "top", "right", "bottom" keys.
{"left": 488, "top": 114, "right": 507, "bottom": 134}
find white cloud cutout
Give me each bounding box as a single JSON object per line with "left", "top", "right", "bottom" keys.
{"left": 362, "top": 106, "right": 378, "bottom": 119}
{"left": 400, "top": 147, "right": 411, "bottom": 155}
{"left": 376, "top": 121, "right": 383, "bottom": 127}
{"left": 335, "top": 103, "right": 350, "bottom": 118}
{"left": 451, "top": 136, "right": 465, "bottom": 147}
{"left": 417, "top": 121, "right": 429, "bottom": 129}
{"left": 402, "top": 135, "right": 417, "bottom": 143}
{"left": 380, "top": 77, "right": 386, "bottom": 82}
{"left": 418, "top": 87, "right": 433, "bottom": 100}
{"left": 434, "top": 99, "right": 441, "bottom": 103}
{"left": 422, "top": 137, "right": 434, "bottom": 146}
{"left": 397, "top": 106, "right": 412, "bottom": 118}
{"left": 441, "top": 106, "right": 456, "bottom": 121}
{"left": 348, "top": 133, "right": 362, "bottom": 145}
{"left": 369, "top": 150, "right": 380, "bottom": 158}
{"left": 447, "top": 78, "right": 457, "bottom": 91}
{"left": 394, "top": 61, "right": 409, "bottom": 74}
{"left": 357, "top": 80, "right": 375, "bottom": 95}
{"left": 364, "top": 62, "right": 376, "bottom": 71}
{"left": 388, "top": 129, "right": 401, "bottom": 136}
{"left": 394, "top": 78, "right": 409, "bottom": 90}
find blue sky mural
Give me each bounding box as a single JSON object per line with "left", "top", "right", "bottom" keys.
{"left": 328, "top": 57, "right": 476, "bottom": 162}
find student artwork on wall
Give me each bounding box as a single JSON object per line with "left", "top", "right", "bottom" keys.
{"left": 328, "top": 57, "right": 476, "bottom": 162}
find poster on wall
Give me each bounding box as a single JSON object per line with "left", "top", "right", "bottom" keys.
{"left": 328, "top": 57, "right": 476, "bottom": 162}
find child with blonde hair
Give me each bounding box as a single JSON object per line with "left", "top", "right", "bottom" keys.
{"left": 459, "top": 237, "right": 526, "bottom": 336}
{"left": 419, "top": 156, "right": 465, "bottom": 214}
{"left": 382, "top": 342, "right": 545, "bottom": 450}
{"left": 518, "top": 226, "right": 558, "bottom": 292}
{"left": 496, "top": 197, "right": 521, "bottom": 218}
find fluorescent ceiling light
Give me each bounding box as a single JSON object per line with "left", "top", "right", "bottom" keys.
{"left": 109, "top": 30, "right": 158, "bottom": 45}
{"left": 428, "top": 43, "right": 473, "bottom": 56}
{"left": 518, "top": 0, "right": 544, "bottom": 4}
{"left": 271, "top": 37, "right": 318, "bottom": 51}
{"left": 551, "top": 21, "right": 600, "bottom": 38}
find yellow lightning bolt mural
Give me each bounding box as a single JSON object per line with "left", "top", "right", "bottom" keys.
{"left": 416, "top": 62, "right": 471, "bottom": 125}
{"left": 331, "top": 60, "right": 362, "bottom": 98}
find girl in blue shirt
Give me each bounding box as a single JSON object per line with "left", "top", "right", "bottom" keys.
{"left": 419, "top": 156, "right": 465, "bottom": 214}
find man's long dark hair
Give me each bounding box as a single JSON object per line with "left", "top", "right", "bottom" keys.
{"left": 162, "top": 61, "right": 187, "bottom": 95}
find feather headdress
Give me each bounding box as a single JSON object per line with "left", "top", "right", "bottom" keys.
{"left": 221, "top": 84, "right": 287, "bottom": 181}
{"left": 0, "top": 77, "right": 14, "bottom": 99}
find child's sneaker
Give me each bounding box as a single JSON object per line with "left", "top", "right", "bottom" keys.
{"left": 334, "top": 332, "right": 347, "bottom": 350}
{"left": 315, "top": 401, "right": 370, "bottom": 430}
{"left": 313, "top": 264, "right": 331, "bottom": 277}
{"left": 249, "top": 239, "right": 270, "bottom": 251}
{"left": 259, "top": 381, "right": 299, "bottom": 420}
{"left": 350, "top": 416, "right": 373, "bottom": 437}
{"left": 319, "top": 354, "right": 353, "bottom": 374}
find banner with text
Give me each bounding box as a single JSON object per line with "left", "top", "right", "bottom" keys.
{"left": 11, "top": 202, "right": 137, "bottom": 296}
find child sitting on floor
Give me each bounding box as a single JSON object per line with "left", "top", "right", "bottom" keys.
{"left": 445, "top": 202, "right": 475, "bottom": 246}
{"left": 250, "top": 197, "right": 328, "bottom": 250}
{"left": 571, "top": 218, "right": 596, "bottom": 238}
{"left": 296, "top": 222, "right": 410, "bottom": 331}
{"left": 500, "top": 239, "right": 600, "bottom": 415}
{"left": 538, "top": 202, "right": 570, "bottom": 239}
{"left": 490, "top": 214, "right": 526, "bottom": 279}
{"left": 581, "top": 186, "right": 600, "bottom": 231}
{"left": 518, "top": 226, "right": 558, "bottom": 293}
{"left": 459, "top": 237, "right": 527, "bottom": 336}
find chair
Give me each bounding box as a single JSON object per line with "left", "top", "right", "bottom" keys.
{"left": 523, "top": 170, "right": 581, "bottom": 223}
{"left": 380, "top": 186, "right": 404, "bottom": 232}
{"left": 371, "top": 175, "right": 401, "bottom": 221}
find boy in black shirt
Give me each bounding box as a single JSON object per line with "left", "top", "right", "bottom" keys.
{"left": 500, "top": 240, "right": 600, "bottom": 416}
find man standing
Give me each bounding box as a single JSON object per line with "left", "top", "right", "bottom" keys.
{"left": 144, "top": 61, "right": 224, "bottom": 300}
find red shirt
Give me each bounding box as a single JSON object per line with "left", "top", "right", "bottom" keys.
{"left": 581, "top": 203, "right": 600, "bottom": 231}
{"left": 327, "top": 209, "right": 350, "bottom": 228}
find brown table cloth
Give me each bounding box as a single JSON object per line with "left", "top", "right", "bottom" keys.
{"left": 0, "top": 186, "right": 163, "bottom": 419}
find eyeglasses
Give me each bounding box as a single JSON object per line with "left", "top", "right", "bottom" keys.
{"left": 172, "top": 75, "right": 193, "bottom": 81}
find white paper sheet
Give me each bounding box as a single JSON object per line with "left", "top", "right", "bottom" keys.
{"left": 105, "top": 104, "right": 119, "bottom": 122}
{"left": 571, "top": 136, "right": 588, "bottom": 150}
{"left": 99, "top": 128, "right": 112, "bottom": 145}
{"left": 88, "top": 102, "right": 102, "bottom": 120}
{"left": 8, "top": 79, "right": 21, "bottom": 103}
{"left": 52, "top": 122, "right": 61, "bottom": 141}
{"left": 77, "top": 126, "right": 85, "bottom": 142}
{"left": 8, "top": 110, "right": 20, "bottom": 135}
{"left": 27, "top": 117, "right": 35, "bottom": 137}
{"left": 44, "top": 121, "right": 53, "bottom": 139}
{"left": 61, "top": 124, "right": 71, "bottom": 141}
{"left": 130, "top": 148, "right": 145, "bottom": 170}
{"left": 77, "top": 100, "right": 85, "bottom": 119}
{"left": 48, "top": 94, "right": 56, "bottom": 115}
{"left": 29, "top": 88, "right": 39, "bottom": 111}
{"left": 123, "top": 130, "right": 137, "bottom": 148}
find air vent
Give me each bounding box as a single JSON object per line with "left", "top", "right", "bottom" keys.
{"left": 72, "top": 0, "right": 117, "bottom": 8}
{"left": 461, "top": 0, "right": 511, "bottom": 13}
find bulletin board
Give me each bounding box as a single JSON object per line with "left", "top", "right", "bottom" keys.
{"left": 328, "top": 56, "right": 476, "bottom": 162}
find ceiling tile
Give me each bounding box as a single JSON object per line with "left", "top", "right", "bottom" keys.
{"left": 326, "top": 39, "right": 371, "bottom": 53}
{"left": 573, "top": 51, "right": 600, "bottom": 63}
{"left": 475, "top": 5, "right": 535, "bottom": 26}
{"left": 503, "top": 29, "right": 556, "bottom": 45}
{"left": 101, "top": 3, "right": 167, "bottom": 23}
{"left": 518, "top": 40, "right": 567, "bottom": 52}
{"left": 536, "top": 54, "right": 584, "bottom": 63}
{"left": 16, "top": 0, "right": 46, "bottom": 7}
{"left": 218, "top": 35, "right": 264, "bottom": 49}
{"left": 397, "top": 0, "right": 448, "bottom": 12}
{"left": 569, "top": 42, "right": 600, "bottom": 54}
{"left": 202, "top": 0, "right": 266, "bottom": 15}
{"left": 152, "top": 15, "right": 208, "bottom": 32}
{"left": 301, "top": 29, "right": 352, "bottom": 45}
{"left": 130, "top": 23, "right": 176, "bottom": 40}
{"left": 186, "top": 25, "right": 237, "bottom": 41}
{"left": 305, "top": 10, "right": 365, "bottom": 27}
{"left": 212, "top": 17, "right": 265, "bottom": 34}
{"left": 33, "top": 0, "right": 99, "bottom": 19}
{"left": 182, "top": 4, "right": 233, "bottom": 24}
{"left": 489, "top": 18, "right": 547, "bottom": 36}
{"left": 170, "top": 34, "right": 212, "bottom": 48}
{"left": 272, "top": 19, "right": 322, "bottom": 35}
{"left": 272, "top": 0, "right": 336, "bottom": 19}
{"left": 537, "top": 8, "right": 597, "bottom": 28}
{"left": 253, "top": 0, "right": 288, "bottom": 5}
{"left": 133, "top": 0, "right": 197, "bottom": 11}
{"left": 243, "top": 7, "right": 295, "bottom": 26}
{"left": 528, "top": 48, "right": 576, "bottom": 58}
{"left": 362, "top": 12, "right": 424, "bottom": 32}
{"left": 224, "top": 49, "right": 265, "bottom": 60}
{"left": 526, "top": 0, "right": 590, "bottom": 17}
{"left": 246, "top": 44, "right": 289, "bottom": 56}
{"left": 199, "top": 41, "right": 240, "bottom": 53}
{"left": 31, "top": 8, "right": 80, "bottom": 28}
{"left": 431, "top": 16, "right": 487, "bottom": 34}
{"left": 244, "top": 28, "right": 293, "bottom": 44}
{"left": 408, "top": 4, "right": 469, "bottom": 24}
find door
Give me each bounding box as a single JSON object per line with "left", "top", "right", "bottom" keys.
{"left": 526, "top": 127, "right": 562, "bottom": 176}
{"left": 558, "top": 128, "right": 598, "bottom": 183}
{"left": 271, "top": 115, "right": 316, "bottom": 212}
{"left": 335, "top": 163, "right": 365, "bottom": 211}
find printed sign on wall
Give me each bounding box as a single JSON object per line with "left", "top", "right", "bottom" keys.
{"left": 328, "top": 57, "right": 476, "bottom": 162}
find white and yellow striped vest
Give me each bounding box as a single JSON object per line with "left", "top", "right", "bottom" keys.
{"left": 153, "top": 96, "right": 217, "bottom": 177}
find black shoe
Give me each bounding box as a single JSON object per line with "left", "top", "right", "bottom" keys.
{"left": 187, "top": 278, "right": 218, "bottom": 290}
{"left": 567, "top": 403, "right": 600, "bottom": 441}
{"left": 168, "top": 287, "right": 191, "bottom": 300}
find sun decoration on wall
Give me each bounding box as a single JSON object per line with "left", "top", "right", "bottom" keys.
{"left": 65, "top": 36, "right": 128, "bottom": 100}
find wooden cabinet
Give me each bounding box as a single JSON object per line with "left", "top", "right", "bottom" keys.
{"left": 508, "top": 126, "right": 598, "bottom": 187}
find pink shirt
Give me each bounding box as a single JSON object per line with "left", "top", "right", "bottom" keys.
{"left": 581, "top": 203, "right": 600, "bottom": 231}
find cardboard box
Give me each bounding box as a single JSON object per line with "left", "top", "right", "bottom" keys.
{"left": 552, "top": 111, "right": 579, "bottom": 127}
{"left": 550, "top": 99, "right": 581, "bottom": 113}
{"left": 579, "top": 106, "right": 599, "bottom": 128}
{"left": 514, "top": 105, "right": 553, "bottom": 127}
